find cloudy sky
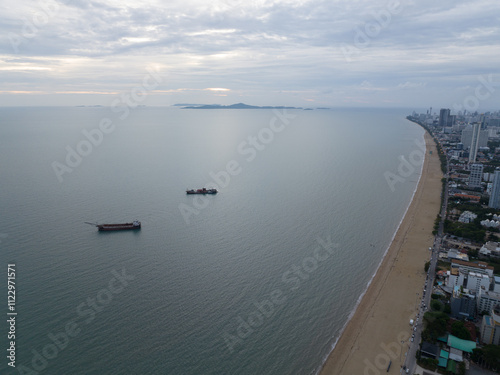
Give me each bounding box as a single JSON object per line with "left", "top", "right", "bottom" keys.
{"left": 1, "top": 0, "right": 499, "bottom": 109}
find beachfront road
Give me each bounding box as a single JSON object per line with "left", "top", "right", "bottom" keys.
{"left": 403, "top": 153, "right": 447, "bottom": 374}
{"left": 402, "top": 238, "right": 439, "bottom": 374}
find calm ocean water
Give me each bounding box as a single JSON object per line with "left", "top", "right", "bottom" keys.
{"left": 0, "top": 106, "right": 423, "bottom": 375}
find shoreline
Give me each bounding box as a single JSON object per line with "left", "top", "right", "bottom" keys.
{"left": 319, "top": 129, "right": 442, "bottom": 375}
{"left": 316, "top": 149, "right": 425, "bottom": 374}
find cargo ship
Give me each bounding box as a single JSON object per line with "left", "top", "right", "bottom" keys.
{"left": 186, "top": 188, "right": 217, "bottom": 194}
{"left": 85, "top": 221, "right": 141, "bottom": 231}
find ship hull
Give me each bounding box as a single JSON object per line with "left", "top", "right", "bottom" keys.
{"left": 97, "top": 223, "right": 141, "bottom": 231}
{"left": 186, "top": 188, "right": 217, "bottom": 195}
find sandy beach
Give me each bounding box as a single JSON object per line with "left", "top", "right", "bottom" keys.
{"left": 320, "top": 130, "right": 443, "bottom": 375}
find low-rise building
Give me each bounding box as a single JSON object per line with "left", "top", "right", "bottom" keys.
{"left": 480, "top": 219, "right": 500, "bottom": 228}
{"left": 447, "top": 334, "right": 476, "bottom": 358}
{"left": 447, "top": 249, "right": 469, "bottom": 262}
{"left": 421, "top": 342, "right": 440, "bottom": 359}
{"left": 479, "top": 241, "right": 500, "bottom": 258}
{"left": 438, "top": 349, "right": 449, "bottom": 368}
{"left": 458, "top": 211, "right": 477, "bottom": 223}
{"left": 448, "top": 347, "right": 463, "bottom": 362}
{"left": 453, "top": 193, "right": 481, "bottom": 202}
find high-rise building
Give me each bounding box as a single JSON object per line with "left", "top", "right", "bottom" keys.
{"left": 488, "top": 118, "right": 500, "bottom": 127}
{"left": 480, "top": 114, "right": 487, "bottom": 129}
{"left": 478, "top": 290, "right": 500, "bottom": 316}
{"left": 448, "top": 115, "right": 456, "bottom": 127}
{"left": 451, "top": 290, "right": 476, "bottom": 319}
{"left": 469, "top": 164, "right": 483, "bottom": 188}
{"left": 489, "top": 169, "right": 500, "bottom": 209}
{"left": 439, "top": 108, "right": 450, "bottom": 127}
{"left": 462, "top": 125, "right": 488, "bottom": 152}
{"left": 480, "top": 304, "right": 500, "bottom": 345}
{"left": 469, "top": 123, "right": 481, "bottom": 163}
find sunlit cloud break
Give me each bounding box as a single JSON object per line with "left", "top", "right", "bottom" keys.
{"left": 205, "top": 88, "right": 231, "bottom": 92}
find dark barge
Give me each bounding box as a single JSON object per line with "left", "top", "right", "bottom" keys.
{"left": 85, "top": 221, "right": 141, "bottom": 231}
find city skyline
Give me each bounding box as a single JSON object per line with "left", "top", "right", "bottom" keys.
{"left": 1, "top": 0, "right": 500, "bottom": 108}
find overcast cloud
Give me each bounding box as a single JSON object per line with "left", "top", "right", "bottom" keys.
{"left": 1, "top": 0, "right": 499, "bottom": 109}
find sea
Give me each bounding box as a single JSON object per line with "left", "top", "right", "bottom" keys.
{"left": 0, "top": 106, "right": 424, "bottom": 375}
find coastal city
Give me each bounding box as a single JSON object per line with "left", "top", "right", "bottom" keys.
{"left": 402, "top": 109, "right": 500, "bottom": 375}
{"left": 2, "top": 0, "right": 500, "bottom": 374}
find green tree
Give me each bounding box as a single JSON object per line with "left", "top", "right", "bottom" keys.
{"left": 444, "top": 304, "right": 451, "bottom": 314}
{"left": 451, "top": 320, "right": 471, "bottom": 341}
{"left": 486, "top": 232, "right": 496, "bottom": 242}
{"left": 483, "top": 345, "right": 500, "bottom": 371}
{"left": 430, "top": 300, "right": 443, "bottom": 312}
{"left": 423, "top": 311, "right": 449, "bottom": 342}
{"left": 458, "top": 361, "right": 466, "bottom": 375}
{"left": 471, "top": 348, "right": 482, "bottom": 362}
{"left": 418, "top": 358, "right": 439, "bottom": 371}
{"left": 425, "top": 261, "right": 430, "bottom": 273}
{"left": 472, "top": 345, "right": 500, "bottom": 371}
{"left": 468, "top": 248, "right": 479, "bottom": 258}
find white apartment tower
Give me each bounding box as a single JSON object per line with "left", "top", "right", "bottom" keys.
{"left": 469, "top": 123, "right": 481, "bottom": 163}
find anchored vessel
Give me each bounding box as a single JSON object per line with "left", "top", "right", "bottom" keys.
{"left": 85, "top": 221, "right": 141, "bottom": 231}
{"left": 186, "top": 188, "right": 217, "bottom": 194}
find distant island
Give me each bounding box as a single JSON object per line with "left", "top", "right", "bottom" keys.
{"left": 178, "top": 102, "right": 300, "bottom": 109}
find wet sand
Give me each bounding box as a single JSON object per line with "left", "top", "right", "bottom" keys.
{"left": 320, "top": 131, "right": 442, "bottom": 375}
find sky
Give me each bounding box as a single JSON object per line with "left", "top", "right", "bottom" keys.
{"left": 1, "top": 0, "right": 500, "bottom": 109}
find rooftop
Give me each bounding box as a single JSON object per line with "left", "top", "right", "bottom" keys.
{"left": 448, "top": 249, "right": 469, "bottom": 261}
{"left": 451, "top": 259, "right": 494, "bottom": 271}
{"left": 438, "top": 357, "right": 448, "bottom": 368}
{"left": 480, "top": 290, "right": 500, "bottom": 300}
{"left": 447, "top": 334, "right": 476, "bottom": 353}
{"left": 421, "top": 341, "right": 440, "bottom": 358}
{"left": 440, "top": 349, "right": 450, "bottom": 359}
{"left": 484, "top": 315, "right": 492, "bottom": 326}
{"left": 469, "top": 271, "right": 489, "bottom": 279}
{"left": 449, "top": 347, "right": 463, "bottom": 362}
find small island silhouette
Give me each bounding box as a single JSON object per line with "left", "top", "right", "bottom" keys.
{"left": 178, "top": 102, "right": 300, "bottom": 109}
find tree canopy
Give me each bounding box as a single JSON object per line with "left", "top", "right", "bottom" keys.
{"left": 451, "top": 320, "right": 471, "bottom": 341}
